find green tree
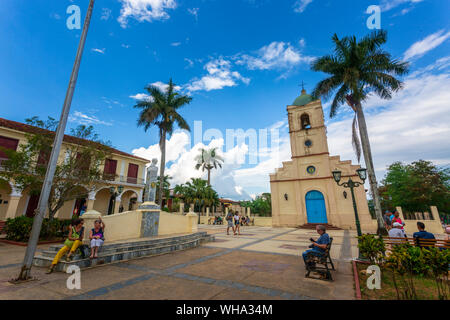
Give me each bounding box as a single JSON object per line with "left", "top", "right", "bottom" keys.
{"left": 134, "top": 79, "right": 192, "bottom": 206}
{"left": 311, "top": 30, "right": 409, "bottom": 234}
{"left": 0, "top": 117, "right": 111, "bottom": 220}
{"left": 173, "top": 178, "right": 219, "bottom": 216}
{"left": 381, "top": 160, "right": 450, "bottom": 214}
{"left": 241, "top": 193, "right": 272, "bottom": 217}
{"left": 195, "top": 147, "right": 224, "bottom": 186}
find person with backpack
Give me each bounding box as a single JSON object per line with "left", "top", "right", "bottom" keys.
{"left": 46, "top": 218, "right": 85, "bottom": 274}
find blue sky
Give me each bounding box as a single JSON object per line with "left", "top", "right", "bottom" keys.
{"left": 1, "top": 0, "right": 450, "bottom": 200}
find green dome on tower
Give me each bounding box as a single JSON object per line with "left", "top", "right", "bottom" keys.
{"left": 292, "top": 89, "right": 314, "bottom": 106}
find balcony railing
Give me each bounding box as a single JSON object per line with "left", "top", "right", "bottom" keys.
{"left": 101, "top": 173, "right": 145, "bottom": 186}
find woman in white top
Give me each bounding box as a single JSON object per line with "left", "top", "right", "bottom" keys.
{"left": 233, "top": 211, "right": 241, "bottom": 236}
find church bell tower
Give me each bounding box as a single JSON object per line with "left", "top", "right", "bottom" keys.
{"left": 288, "top": 89, "right": 329, "bottom": 158}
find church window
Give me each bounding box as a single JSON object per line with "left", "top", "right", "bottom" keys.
{"left": 300, "top": 114, "right": 311, "bottom": 130}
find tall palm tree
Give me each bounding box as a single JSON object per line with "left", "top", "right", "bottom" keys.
{"left": 195, "top": 147, "right": 224, "bottom": 185}
{"left": 135, "top": 79, "right": 192, "bottom": 206}
{"left": 311, "top": 30, "right": 409, "bottom": 234}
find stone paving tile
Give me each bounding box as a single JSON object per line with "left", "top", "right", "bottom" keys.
{"left": 174, "top": 250, "right": 352, "bottom": 300}
{"left": 242, "top": 240, "right": 343, "bottom": 259}
{"left": 91, "top": 275, "right": 235, "bottom": 300}
{"left": 118, "top": 247, "right": 225, "bottom": 270}
{"left": 41, "top": 264, "right": 148, "bottom": 298}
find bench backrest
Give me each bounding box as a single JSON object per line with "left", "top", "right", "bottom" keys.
{"left": 383, "top": 237, "right": 450, "bottom": 249}
{"left": 324, "top": 237, "right": 333, "bottom": 256}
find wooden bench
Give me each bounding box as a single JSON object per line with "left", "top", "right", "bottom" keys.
{"left": 383, "top": 237, "right": 450, "bottom": 250}
{"left": 304, "top": 237, "right": 335, "bottom": 281}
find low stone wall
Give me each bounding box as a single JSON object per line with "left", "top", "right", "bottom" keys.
{"left": 253, "top": 217, "right": 273, "bottom": 227}
{"left": 159, "top": 212, "right": 198, "bottom": 235}
{"left": 81, "top": 209, "right": 198, "bottom": 242}
{"left": 397, "top": 206, "right": 444, "bottom": 235}
{"left": 81, "top": 210, "right": 142, "bottom": 242}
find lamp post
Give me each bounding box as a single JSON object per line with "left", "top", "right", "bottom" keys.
{"left": 16, "top": 0, "right": 96, "bottom": 281}
{"left": 109, "top": 185, "right": 124, "bottom": 215}
{"left": 332, "top": 168, "right": 368, "bottom": 259}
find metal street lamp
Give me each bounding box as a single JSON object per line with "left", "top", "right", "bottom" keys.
{"left": 109, "top": 185, "right": 124, "bottom": 215}
{"left": 16, "top": 0, "right": 96, "bottom": 281}
{"left": 332, "top": 168, "right": 367, "bottom": 259}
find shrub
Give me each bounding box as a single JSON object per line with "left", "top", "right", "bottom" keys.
{"left": 4, "top": 217, "right": 72, "bottom": 242}
{"left": 358, "top": 234, "right": 385, "bottom": 265}
{"left": 422, "top": 247, "right": 450, "bottom": 300}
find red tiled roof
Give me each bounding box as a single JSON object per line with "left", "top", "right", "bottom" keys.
{"left": 0, "top": 117, "right": 150, "bottom": 163}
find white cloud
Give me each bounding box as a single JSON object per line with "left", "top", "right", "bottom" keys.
{"left": 403, "top": 30, "right": 450, "bottom": 61}
{"left": 122, "top": 44, "right": 131, "bottom": 49}
{"left": 185, "top": 58, "right": 250, "bottom": 93}
{"left": 118, "top": 0, "right": 177, "bottom": 28}
{"left": 236, "top": 41, "right": 314, "bottom": 71}
{"left": 92, "top": 48, "right": 106, "bottom": 54}
{"left": 171, "top": 42, "right": 181, "bottom": 47}
{"left": 150, "top": 81, "right": 182, "bottom": 92}
{"left": 132, "top": 131, "right": 252, "bottom": 200}
{"left": 69, "top": 111, "right": 113, "bottom": 126}
{"left": 380, "top": 0, "right": 424, "bottom": 12}
{"left": 293, "top": 0, "right": 313, "bottom": 13}
{"left": 130, "top": 93, "right": 153, "bottom": 102}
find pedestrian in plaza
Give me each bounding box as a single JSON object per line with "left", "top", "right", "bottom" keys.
{"left": 384, "top": 210, "right": 392, "bottom": 230}
{"left": 234, "top": 211, "right": 241, "bottom": 236}
{"left": 226, "top": 209, "right": 234, "bottom": 235}
{"left": 46, "top": 218, "right": 85, "bottom": 274}
{"left": 89, "top": 217, "right": 106, "bottom": 259}
{"left": 391, "top": 211, "right": 405, "bottom": 230}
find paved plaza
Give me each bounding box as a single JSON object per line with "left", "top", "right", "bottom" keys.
{"left": 0, "top": 225, "right": 359, "bottom": 300}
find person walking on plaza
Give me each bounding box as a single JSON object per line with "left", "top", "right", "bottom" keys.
{"left": 89, "top": 217, "right": 106, "bottom": 259}
{"left": 46, "top": 218, "right": 85, "bottom": 274}
{"left": 226, "top": 210, "right": 234, "bottom": 235}
{"left": 234, "top": 211, "right": 241, "bottom": 236}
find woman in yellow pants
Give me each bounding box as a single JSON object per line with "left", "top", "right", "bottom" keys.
{"left": 46, "top": 218, "right": 84, "bottom": 274}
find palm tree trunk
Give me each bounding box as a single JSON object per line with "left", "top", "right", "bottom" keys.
{"left": 158, "top": 131, "right": 166, "bottom": 207}
{"left": 355, "top": 104, "right": 386, "bottom": 235}
{"left": 207, "top": 168, "right": 211, "bottom": 186}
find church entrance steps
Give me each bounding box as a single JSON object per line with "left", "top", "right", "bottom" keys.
{"left": 32, "top": 232, "right": 214, "bottom": 272}
{"left": 298, "top": 223, "right": 342, "bottom": 230}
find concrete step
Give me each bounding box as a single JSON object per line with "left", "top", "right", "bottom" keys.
{"left": 33, "top": 232, "right": 214, "bottom": 272}
{"left": 46, "top": 232, "right": 209, "bottom": 252}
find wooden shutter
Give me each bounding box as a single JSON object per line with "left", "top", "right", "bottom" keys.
{"left": 0, "top": 136, "right": 19, "bottom": 159}
{"left": 103, "top": 159, "right": 117, "bottom": 180}
{"left": 127, "top": 163, "right": 139, "bottom": 184}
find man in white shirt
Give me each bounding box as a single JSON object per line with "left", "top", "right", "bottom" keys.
{"left": 388, "top": 222, "right": 407, "bottom": 245}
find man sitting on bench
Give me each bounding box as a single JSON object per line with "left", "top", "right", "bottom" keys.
{"left": 413, "top": 222, "right": 435, "bottom": 240}
{"left": 302, "top": 225, "right": 330, "bottom": 267}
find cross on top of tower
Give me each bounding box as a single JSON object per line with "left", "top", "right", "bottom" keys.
{"left": 299, "top": 81, "right": 307, "bottom": 94}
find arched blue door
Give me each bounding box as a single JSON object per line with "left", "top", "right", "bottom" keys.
{"left": 305, "top": 191, "right": 328, "bottom": 224}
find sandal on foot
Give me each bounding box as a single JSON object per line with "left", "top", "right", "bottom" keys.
{"left": 46, "top": 266, "right": 55, "bottom": 274}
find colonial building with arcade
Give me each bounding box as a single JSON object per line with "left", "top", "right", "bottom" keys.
{"left": 269, "top": 90, "right": 377, "bottom": 232}
{"left": 0, "top": 118, "right": 150, "bottom": 221}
